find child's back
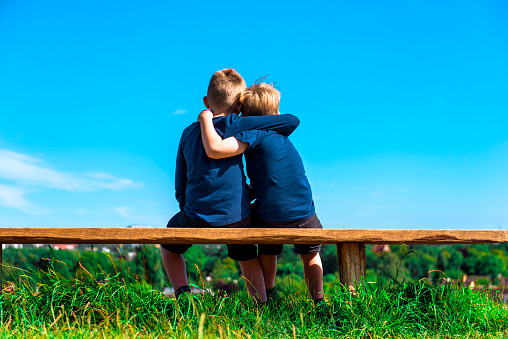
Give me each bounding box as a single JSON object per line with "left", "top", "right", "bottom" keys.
{"left": 232, "top": 127, "right": 314, "bottom": 222}
{"left": 176, "top": 118, "right": 250, "bottom": 225}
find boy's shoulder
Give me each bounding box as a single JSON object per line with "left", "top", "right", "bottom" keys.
{"left": 181, "top": 116, "right": 226, "bottom": 136}
{"left": 178, "top": 122, "right": 200, "bottom": 145}
{"left": 180, "top": 117, "right": 229, "bottom": 148}
{"left": 181, "top": 121, "right": 200, "bottom": 134}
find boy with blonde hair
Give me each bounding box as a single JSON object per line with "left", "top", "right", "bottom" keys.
{"left": 161, "top": 69, "right": 299, "bottom": 302}
{"left": 198, "top": 82, "right": 324, "bottom": 304}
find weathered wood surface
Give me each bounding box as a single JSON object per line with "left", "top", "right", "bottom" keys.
{"left": 337, "top": 243, "right": 366, "bottom": 291}
{"left": 0, "top": 228, "right": 506, "bottom": 244}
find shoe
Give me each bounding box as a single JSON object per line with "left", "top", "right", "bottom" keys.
{"left": 315, "top": 299, "right": 331, "bottom": 320}
{"left": 175, "top": 285, "right": 192, "bottom": 298}
{"left": 266, "top": 288, "right": 280, "bottom": 302}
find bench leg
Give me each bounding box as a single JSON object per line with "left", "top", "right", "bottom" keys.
{"left": 336, "top": 243, "right": 366, "bottom": 292}
{"left": 0, "top": 243, "right": 2, "bottom": 293}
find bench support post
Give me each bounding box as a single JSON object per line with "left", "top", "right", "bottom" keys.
{"left": 0, "top": 243, "right": 2, "bottom": 293}
{"left": 336, "top": 243, "right": 366, "bottom": 292}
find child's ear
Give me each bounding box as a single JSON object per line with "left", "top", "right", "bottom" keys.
{"left": 203, "top": 96, "right": 210, "bottom": 109}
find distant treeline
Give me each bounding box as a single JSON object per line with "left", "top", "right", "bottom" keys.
{"left": 2, "top": 242, "right": 508, "bottom": 292}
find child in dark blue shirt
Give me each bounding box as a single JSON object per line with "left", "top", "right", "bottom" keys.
{"left": 161, "top": 69, "right": 299, "bottom": 302}
{"left": 198, "top": 82, "right": 324, "bottom": 304}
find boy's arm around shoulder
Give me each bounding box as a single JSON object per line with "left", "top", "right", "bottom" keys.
{"left": 198, "top": 110, "right": 249, "bottom": 159}
{"left": 224, "top": 114, "right": 300, "bottom": 138}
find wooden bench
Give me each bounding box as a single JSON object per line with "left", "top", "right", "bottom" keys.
{"left": 1, "top": 228, "right": 506, "bottom": 289}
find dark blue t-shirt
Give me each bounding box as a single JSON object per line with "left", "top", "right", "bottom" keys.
{"left": 224, "top": 117, "right": 315, "bottom": 221}
{"left": 175, "top": 114, "right": 299, "bottom": 226}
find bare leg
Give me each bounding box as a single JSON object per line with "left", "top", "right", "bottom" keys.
{"left": 300, "top": 253, "right": 324, "bottom": 300}
{"left": 160, "top": 247, "right": 189, "bottom": 290}
{"left": 239, "top": 258, "right": 267, "bottom": 303}
{"left": 258, "top": 254, "right": 278, "bottom": 289}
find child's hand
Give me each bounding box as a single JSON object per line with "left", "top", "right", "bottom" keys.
{"left": 198, "top": 110, "right": 213, "bottom": 123}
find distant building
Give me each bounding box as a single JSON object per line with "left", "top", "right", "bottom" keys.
{"left": 2, "top": 244, "right": 45, "bottom": 249}
{"left": 372, "top": 244, "right": 391, "bottom": 253}
{"left": 2, "top": 244, "right": 23, "bottom": 249}
{"left": 53, "top": 244, "right": 78, "bottom": 250}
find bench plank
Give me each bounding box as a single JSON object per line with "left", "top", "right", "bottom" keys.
{"left": 0, "top": 228, "right": 506, "bottom": 244}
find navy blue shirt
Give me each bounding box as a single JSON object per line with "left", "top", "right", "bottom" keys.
{"left": 224, "top": 116, "right": 315, "bottom": 221}
{"left": 175, "top": 114, "right": 299, "bottom": 226}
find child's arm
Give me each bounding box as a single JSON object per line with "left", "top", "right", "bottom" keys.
{"left": 174, "top": 141, "right": 187, "bottom": 209}
{"left": 198, "top": 110, "right": 249, "bottom": 159}
{"left": 224, "top": 114, "right": 299, "bottom": 138}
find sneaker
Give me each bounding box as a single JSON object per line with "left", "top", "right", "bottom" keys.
{"left": 266, "top": 288, "right": 280, "bottom": 302}
{"left": 315, "top": 299, "right": 331, "bottom": 320}
{"left": 175, "top": 285, "right": 192, "bottom": 299}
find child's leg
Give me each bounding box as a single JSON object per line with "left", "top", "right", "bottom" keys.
{"left": 239, "top": 258, "right": 267, "bottom": 303}
{"left": 160, "top": 212, "right": 194, "bottom": 294}
{"left": 160, "top": 247, "right": 189, "bottom": 291}
{"left": 258, "top": 254, "right": 277, "bottom": 289}
{"left": 299, "top": 252, "right": 324, "bottom": 300}
{"left": 258, "top": 244, "right": 283, "bottom": 290}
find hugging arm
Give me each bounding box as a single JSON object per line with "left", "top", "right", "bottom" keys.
{"left": 198, "top": 110, "right": 249, "bottom": 159}
{"left": 224, "top": 114, "right": 300, "bottom": 138}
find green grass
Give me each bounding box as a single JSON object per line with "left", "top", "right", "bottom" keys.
{"left": 0, "top": 261, "right": 507, "bottom": 338}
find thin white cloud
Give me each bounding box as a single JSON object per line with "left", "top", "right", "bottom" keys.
{"left": 115, "top": 206, "right": 132, "bottom": 218}
{"left": 0, "top": 184, "right": 30, "bottom": 209}
{"left": 0, "top": 149, "right": 143, "bottom": 214}
{"left": 0, "top": 149, "right": 142, "bottom": 191}
{"left": 0, "top": 184, "right": 48, "bottom": 214}
{"left": 172, "top": 109, "right": 187, "bottom": 115}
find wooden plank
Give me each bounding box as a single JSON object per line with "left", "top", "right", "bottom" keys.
{"left": 337, "top": 243, "right": 366, "bottom": 291}
{"left": 0, "top": 228, "right": 506, "bottom": 244}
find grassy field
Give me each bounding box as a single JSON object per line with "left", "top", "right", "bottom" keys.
{"left": 0, "top": 260, "right": 507, "bottom": 338}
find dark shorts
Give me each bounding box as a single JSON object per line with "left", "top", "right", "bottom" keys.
{"left": 160, "top": 211, "right": 257, "bottom": 261}
{"left": 255, "top": 213, "right": 323, "bottom": 255}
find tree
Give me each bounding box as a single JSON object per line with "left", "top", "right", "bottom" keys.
{"left": 132, "top": 245, "right": 166, "bottom": 289}
{"left": 476, "top": 254, "right": 505, "bottom": 277}
{"left": 405, "top": 252, "right": 437, "bottom": 280}
{"left": 320, "top": 245, "right": 338, "bottom": 276}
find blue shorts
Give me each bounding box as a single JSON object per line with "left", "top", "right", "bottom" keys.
{"left": 160, "top": 211, "right": 258, "bottom": 261}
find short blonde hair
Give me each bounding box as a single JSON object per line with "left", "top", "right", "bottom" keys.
{"left": 240, "top": 83, "right": 280, "bottom": 116}
{"left": 207, "top": 68, "right": 246, "bottom": 112}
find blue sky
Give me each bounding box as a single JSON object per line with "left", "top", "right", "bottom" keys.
{"left": 1, "top": 0, "right": 507, "bottom": 229}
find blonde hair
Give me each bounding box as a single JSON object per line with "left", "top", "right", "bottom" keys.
{"left": 207, "top": 68, "right": 246, "bottom": 112}
{"left": 240, "top": 82, "right": 280, "bottom": 116}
